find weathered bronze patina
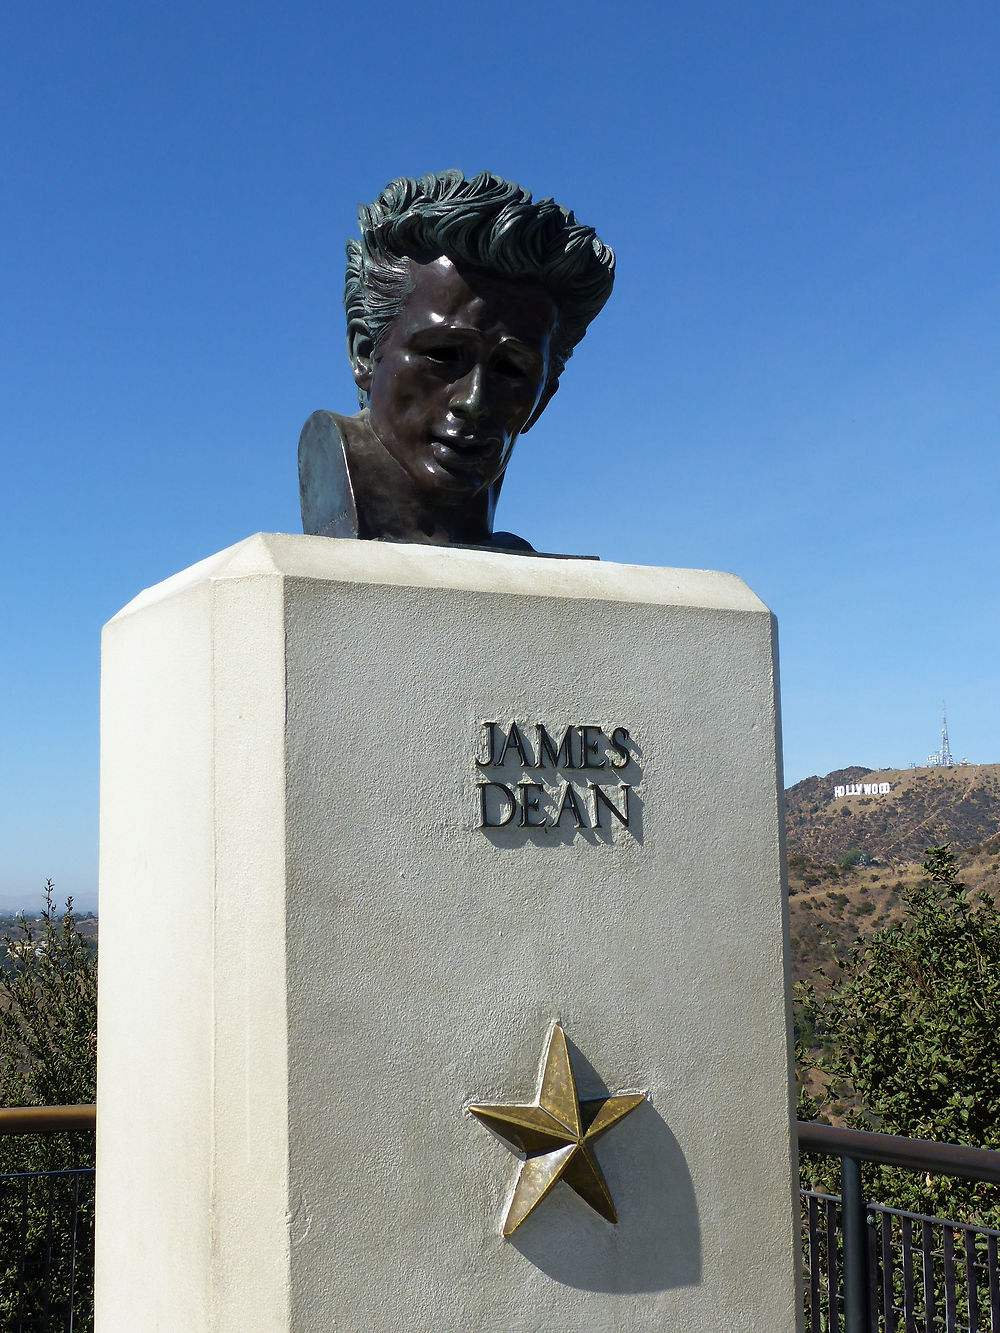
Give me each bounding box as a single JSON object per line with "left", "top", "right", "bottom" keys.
{"left": 468, "top": 1024, "right": 645, "bottom": 1235}
{"left": 299, "top": 171, "right": 615, "bottom": 551}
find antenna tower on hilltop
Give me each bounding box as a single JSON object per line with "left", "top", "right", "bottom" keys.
{"left": 927, "top": 700, "right": 954, "bottom": 767}
{"left": 940, "top": 701, "right": 953, "bottom": 766}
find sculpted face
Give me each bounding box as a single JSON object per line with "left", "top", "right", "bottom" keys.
{"left": 355, "top": 256, "right": 558, "bottom": 504}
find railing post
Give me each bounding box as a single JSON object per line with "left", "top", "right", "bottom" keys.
{"left": 841, "top": 1153, "right": 871, "bottom": 1332}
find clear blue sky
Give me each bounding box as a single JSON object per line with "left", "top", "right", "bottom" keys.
{"left": 3, "top": 1, "right": 998, "bottom": 910}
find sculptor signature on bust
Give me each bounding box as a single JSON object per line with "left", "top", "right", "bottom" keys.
{"left": 298, "top": 170, "right": 615, "bottom": 552}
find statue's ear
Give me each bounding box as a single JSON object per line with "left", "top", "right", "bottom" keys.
{"left": 521, "top": 379, "right": 559, "bottom": 433}
{"left": 348, "top": 322, "right": 374, "bottom": 394}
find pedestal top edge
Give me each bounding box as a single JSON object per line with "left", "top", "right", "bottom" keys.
{"left": 106, "top": 532, "right": 770, "bottom": 625}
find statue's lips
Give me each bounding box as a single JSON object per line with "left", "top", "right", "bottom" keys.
{"left": 429, "top": 435, "right": 503, "bottom": 472}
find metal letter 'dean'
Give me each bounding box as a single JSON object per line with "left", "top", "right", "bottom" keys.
{"left": 468, "top": 1024, "right": 645, "bottom": 1236}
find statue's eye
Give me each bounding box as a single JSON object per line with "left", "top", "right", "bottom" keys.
{"left": 494, "top": 356, "right": 527, "bottom": 378}
{"left": 423, "top": 345, "right": 464, "bottom": 365}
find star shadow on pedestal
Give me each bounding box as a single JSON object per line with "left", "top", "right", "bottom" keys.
{"left": 468, "top": 1024, "right": 700, "bottom": 1293}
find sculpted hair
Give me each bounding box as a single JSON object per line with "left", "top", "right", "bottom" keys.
{"left": 344, "top": 170, "right": 615, "bottom": 417}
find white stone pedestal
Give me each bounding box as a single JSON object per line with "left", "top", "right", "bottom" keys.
{"left": 96, "top": 533, "right": 800, "bottom": 1332}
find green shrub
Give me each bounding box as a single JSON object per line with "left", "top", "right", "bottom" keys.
{"left": 0, "top": 883, "right": 96, "bottom": 1329}
{"left": 798, "top": 847, "right": 1000, "bottom": 1225}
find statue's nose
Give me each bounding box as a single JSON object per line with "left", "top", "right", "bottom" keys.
{"left": 449, "top": 365, "right": 488, "bottom": 422}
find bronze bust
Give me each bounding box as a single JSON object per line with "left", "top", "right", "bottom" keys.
{"left": 299, "top": 171, "right": 615, "bottom": 551}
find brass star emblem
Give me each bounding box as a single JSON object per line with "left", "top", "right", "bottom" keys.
{"left": 468, "top": 1024, "right": 645, "bottom": 1236}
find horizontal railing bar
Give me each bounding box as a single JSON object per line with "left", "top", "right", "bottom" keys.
{"left": 0, "top": 1105, "right": 96, "bottom": 1134}
{"left": 869, "top": 1204, "right": 1000, "bottom": 1240}
{"left": 802, "top": 1191, "right": 1000, "bottom": 1239}
{"left": 798, "top": 1121, "right": 1000, "bottom": 1185}
{"left": 0, "top": 1168, "right": 95, "bottom": 1182}
{"left": 3, "top": 1108, "right": 999, "bottom": 1187}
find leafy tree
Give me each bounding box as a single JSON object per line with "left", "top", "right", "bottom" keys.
{"left": 0, "top": 882, "right": 97, "bottom": 1114}
{"left": 837, "top": 846, "right": 866, "bottom": 868}
{"left": 0, "top": 882, "right": 97, "bottom": 1329}
{"left": 798, "top": 846, "right": 1000, "bottom": 1224}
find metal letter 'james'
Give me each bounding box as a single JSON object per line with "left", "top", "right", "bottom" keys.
{"left": 298, "top": 170, "right": 615, "bottom": 552}
{"left": 468, "top": 1024, "right": 645, "bottom": 1236}
{"left": 474, "top": 721, "right": 637, "bottom": 834}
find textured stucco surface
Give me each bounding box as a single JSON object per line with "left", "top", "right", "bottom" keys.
{"left": 97, "top": 533, "right": 800, "bottom": 1332}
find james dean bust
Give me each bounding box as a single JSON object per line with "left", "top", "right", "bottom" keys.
{"left": 299, "top": 170, "right": 615, "bottom": 552}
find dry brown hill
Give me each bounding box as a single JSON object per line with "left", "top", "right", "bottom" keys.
{"left": 784, "top": 763, "right": 1000, "bottom": 986}
{"left": 785, "top": 762, "right": 1000, "bottom": 865}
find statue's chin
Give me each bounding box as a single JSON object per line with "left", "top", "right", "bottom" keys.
{"left": 392, "top": 449, "right": 499, "bottom": 504}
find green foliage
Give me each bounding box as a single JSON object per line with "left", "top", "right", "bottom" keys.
{"left": 798, "top": 847, "right": 1000, "bottom": 1224}
{"left": 0, "top": 882, "right": 97, "bottom": 1114}
{"left": 0, "top": 883, "right": 96, "bottom": 1330}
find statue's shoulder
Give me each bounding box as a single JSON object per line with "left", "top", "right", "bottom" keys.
{"left": 490, "top": 531, "right": 535, "bottom": 553}
{"left": 298, "top": 410, "right": 359, "bottom": 539}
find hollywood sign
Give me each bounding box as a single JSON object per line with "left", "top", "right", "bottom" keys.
{"left": 834, "top": 782, "right": 891, "bottom": 798}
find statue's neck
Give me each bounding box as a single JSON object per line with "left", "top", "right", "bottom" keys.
{"left": 337, "top": 411, "right": 498, "bottom": 546}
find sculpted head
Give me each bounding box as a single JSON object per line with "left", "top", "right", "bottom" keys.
{"left": 299, "top": 171, "right": 615, "bottom": 548}
{"left": 344, "top": 173, "right": 614, "bottom": 510}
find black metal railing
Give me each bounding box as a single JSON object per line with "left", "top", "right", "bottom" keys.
{"left": 804, "top": 1190, "right": 1000, "bottom": 1332}
{"left": 0, "top": 1106, "right": 96, "bottom": 1333}
{"left": 0, "top": 1168, "right": 94, "bottom": 1333}
{"left": 3, "top": 1105, "right": 1000, "bottom": 1331}
{"left": 800, "top": 1120, "right": 1000, "bottom": 1333}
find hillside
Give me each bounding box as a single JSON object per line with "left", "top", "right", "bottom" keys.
{"left": 784, "top": 763, "right": 1000, "bottom": 985}
{"left": 786, "top": 762, "right": 1000, "bottom": 865}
